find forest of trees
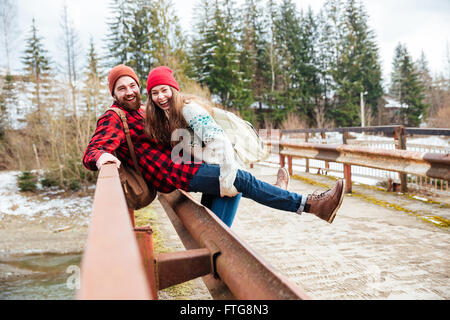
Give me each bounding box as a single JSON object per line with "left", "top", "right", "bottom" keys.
{"left": 0, "top": 0, "right": 449, "bottom": 190}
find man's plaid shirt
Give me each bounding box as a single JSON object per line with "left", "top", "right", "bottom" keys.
{"left": 82, "top": 102, "right": 201, "bottom": 193}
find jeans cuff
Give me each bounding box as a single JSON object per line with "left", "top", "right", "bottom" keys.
{"left": 297, "top": 195, "right": 308, "bottom": 214}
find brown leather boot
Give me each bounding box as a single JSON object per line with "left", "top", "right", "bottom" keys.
{"left": 274, "top": 167, "right": 290, "bottom": 190}
{"left": 304, "top": 180, "right": 345, "bottom": 223}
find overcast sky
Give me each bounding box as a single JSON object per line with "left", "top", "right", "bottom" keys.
{"left": 6, "top": 0, "right": 450, "bottom": 86}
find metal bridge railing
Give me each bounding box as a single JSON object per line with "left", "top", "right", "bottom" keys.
{"left": 267, "top": 140, "right": 449, "bottom": 194}
{"left": 264, "top": 125, "right": 449, "bottom": 194}
{"left": 78, "top": 163, "right": 310, "bottom": 300}
{"left": 77, "top": 163, "right": 155, "bottom": 299}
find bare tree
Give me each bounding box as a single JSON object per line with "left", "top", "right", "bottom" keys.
{"left": 60, "top": 2, "right": 81, "bottom": 119}
{"left": 0, "top": 0, "right": 19, "bottom": 72}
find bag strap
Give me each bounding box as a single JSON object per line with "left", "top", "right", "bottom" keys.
{"left": 106, "top": 107, "right": 143, "bottom": 176}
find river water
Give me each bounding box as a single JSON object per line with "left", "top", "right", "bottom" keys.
{"left": 0, "top": 253, "right": 82, "bottom": 300}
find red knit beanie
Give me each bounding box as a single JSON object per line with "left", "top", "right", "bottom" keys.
{"left": 108, "top": 64, "right": 140, "bottom": 96}
{"left": 146, "top": 66, "right": 180, "bottom": 95}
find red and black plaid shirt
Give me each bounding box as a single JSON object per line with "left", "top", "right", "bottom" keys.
{"left": 82, "top": 102, "right": 201, "bottom": 193}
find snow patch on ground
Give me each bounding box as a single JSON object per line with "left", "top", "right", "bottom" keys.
{"left": 0, "top": 171, "right": 93, "bottom": 224}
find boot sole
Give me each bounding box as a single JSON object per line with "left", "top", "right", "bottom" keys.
{"left": 327, "top": 179, "right": 345, "bottom": 224}
{"left": 276, "top": 167, "right": 290, "bottom": 190}
{"left": 282, "top": 167, "right": 290, "bottom": 190}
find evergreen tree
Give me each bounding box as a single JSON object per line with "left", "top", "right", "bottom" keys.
{"left": 149, "top": 0, "right": 191, "bottom": 87}
{"left": 192, "top": 0, "right": 250, "bottom": 111}
{"left": 389, "top": 43, "right": 428, "bottom": 126}
{"left": 331, "top": 0, "right": 383, "bottom": 127}
{"left": 0, "top": 76, "right": 7, "bottom": 137}
{"left": 127, "top": 0, "right": 153, "bottom": 95}
{"left": 189, "top": 0, "right": 215, "bottom": 83}
{"left": 315, "top": 1, "right": 345, "bottom": 127}
{"left": 104, "top": 0, "right": 133, "bottom": 67}
{"left": 239, "top": 0, "right": 267, "bottom": 108}
{"left": 297, "top": 7, "right": 322, "bottom": 125}
{"left": 260, "top": 0, "right": 286, "bottom": 123}
{"left": 21, "top": 18, "right": 54, "bottom": 116}
{"left": 271, "top": 0, "right": 321, "bottom": 125}
{"left": 416, "top": 50, "right": 433, "bottom": 110}
{"left": 0, "top": 73, "right": 19, "bottom": 133}
{"left": 82, "top": 38, "right": 108, "bottom": 116}
{"left": 264, "top": 0, "right": 280, "bottom": 95}
{"left": 271, "top": 0, "right": 300, "bottom": 121}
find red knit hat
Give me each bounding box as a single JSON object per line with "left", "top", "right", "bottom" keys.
{"left": 146, "top": 66, "right": 179, "bottom": 95}
{"left": 108, "top": 64, "right": 140, "bottom": 96}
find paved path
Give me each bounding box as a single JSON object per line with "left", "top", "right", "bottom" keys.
{"left": 152, "top": 164, "right": 450, "bottom": 300}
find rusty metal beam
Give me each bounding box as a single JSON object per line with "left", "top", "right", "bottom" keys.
{"left": 278, "top": 142, "right": 449, "bottom": 181}
{"left": 158, "top": 192, "right": 236, "bottom": 300}
{"left": 156, "top": 248, "right": 214, "bottom": 290}
{"left": 135, "top": 226, "right": 158, "bottom": 298}
{"left": 158, "top": 191, "right": 311, "bottom": 300}
{"left": 78, "top": 164, "right": 154, "bottom": 300}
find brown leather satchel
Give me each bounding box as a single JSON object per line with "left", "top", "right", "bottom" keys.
{"left": 107, "top": 107, "right": 156, "bottom": 210}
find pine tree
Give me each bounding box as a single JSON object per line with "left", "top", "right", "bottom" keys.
{"left": 272, "top": 0, "right": 322, "bottom": 124}
{"left": 331, "top": 0, "right": 383, "bottom": 127}
{"left": 82, "top": 38, "right": 108, "bottom": 117}
{"left": 104, "top": 0, "right": 132, "bottom": 67}
{"left": 271, "top": 0, "right": 300, "bottom": 121}
{"left": 21, "top": 18, "right": 54, "bottom": 116}
{"left": 192, "top": 0, "right": 249, "bottom": 110}
{"left": 389, "top": 43, "right": 427, "bottom": 126}
{"left": 239, "top": 0, "right": 267, "bottom": 107}
{"left": 0, "top": 73, "right": 19, "bottom": 133}
{"left": 127, "top": 0, "right": 153, "bottom": 95}
{"left": 190, "top": 0, "right": 214, "bottom": 82}
{"left": 264, "top": 0, "right": 279, "bottom": 94}
{"left": 315, "top": 1, "right": 345, "bottom": 127}
{"left": 416, "top": 50, "right": 433, "bottom": 109}
{"left": 261, "top": 0, "right": 284, "bottom": 118}
{"left": 149, "top": 0, "right": 191, "bottom": 88}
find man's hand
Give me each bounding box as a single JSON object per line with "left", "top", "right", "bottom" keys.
{"left": 96, "top": 153, "right": 121, "bottom": 169}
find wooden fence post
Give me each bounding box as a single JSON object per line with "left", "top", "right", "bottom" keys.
{"left": 305, "top": 132, "right": 310, "bottom": 173}
{"left": 394, "top": 126, "right": 408, "bottom": 193}
{"left": 342, "top": 131, "right": 352, "bottom": 193}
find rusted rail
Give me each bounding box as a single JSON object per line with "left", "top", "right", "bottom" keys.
{"left": 269, "top": 140, "right": 449, "bottom": 193}
{"left": 280, "top": 125, "right": 450, "bottom": 136}
{"left": 158, "top": 190, "right": 311, "bottom": 300}
{"left": 78, "top": 163, "right": 310, "bottom": 300}
{"left": 78, "top": 163, "right": 154, "bottom": 299}
{"left": 272, "top": 125, "right": 449, "bottom": 193}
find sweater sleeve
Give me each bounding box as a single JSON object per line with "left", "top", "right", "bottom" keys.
{"left": 82, "top": 111, "right": 125, "bottom": 171}
{"left": 182, "top": 103, "right": 240, "bottom": 197}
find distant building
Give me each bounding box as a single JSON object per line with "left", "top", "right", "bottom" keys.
{"left": 378, "top": 96, "right": 409, "bottom": 125}
{"left": 383, "top": 96, "right": 408, "bottom": 109}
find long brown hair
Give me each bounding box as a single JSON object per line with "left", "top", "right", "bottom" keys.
{"left": 145, "top": 88, "right": 215, "bottom": 147}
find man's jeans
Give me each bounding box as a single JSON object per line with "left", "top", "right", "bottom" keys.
{"left": 188, "top": 164, "right": 303, "bottom": 213}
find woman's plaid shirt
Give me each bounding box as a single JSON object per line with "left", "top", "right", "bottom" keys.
{"left": 82, "top": 103, "right": 201, "bottom": 193}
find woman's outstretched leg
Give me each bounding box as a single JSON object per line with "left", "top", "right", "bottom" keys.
{"left": 188, "top": 164, "right": 344, "bottom": 223}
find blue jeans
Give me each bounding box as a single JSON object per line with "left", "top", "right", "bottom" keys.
{"left": 201, "top": 193, "right": 241, "bottom": 227}
{"left": 188, "top": 164, "right": 303, "bottom": 213}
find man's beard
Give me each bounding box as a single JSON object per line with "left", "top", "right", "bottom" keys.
{"left": 117, "top": 93, "right": 142, "bottom": 111}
